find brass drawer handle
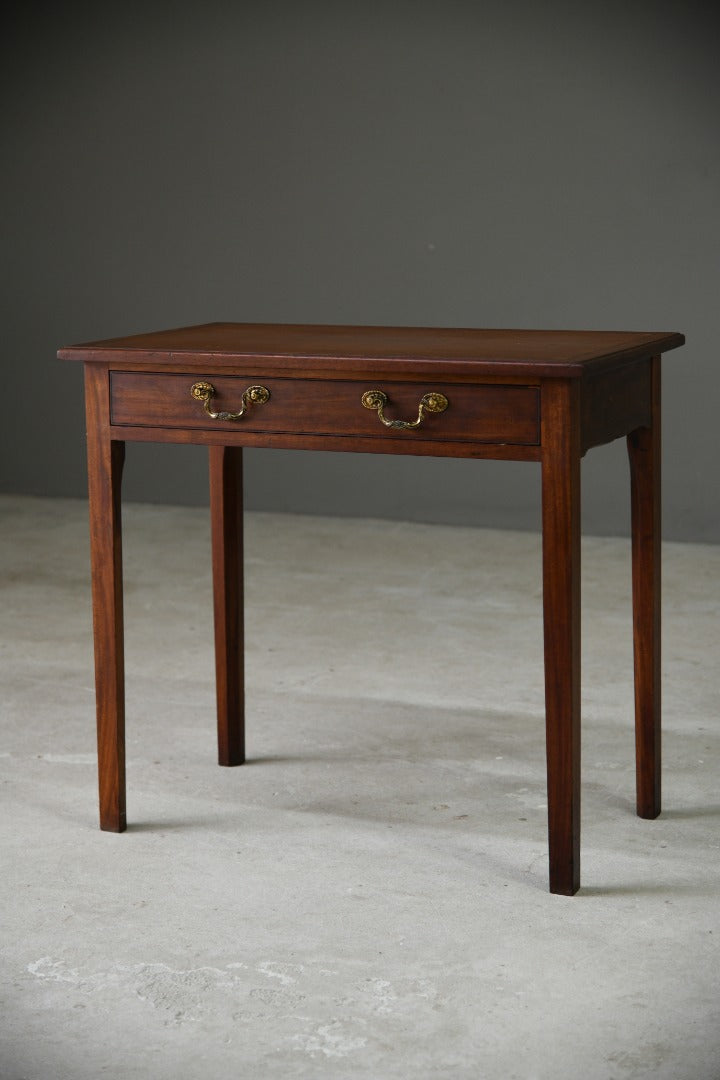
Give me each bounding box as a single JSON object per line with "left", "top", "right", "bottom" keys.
{"left": 361, "top": 389, "right": 449, "bottom": 430}
{"left": 190, "top": 381, "right": 270, "bottom": 421}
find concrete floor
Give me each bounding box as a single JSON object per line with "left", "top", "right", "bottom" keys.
{"left": 1, "top": 494, "right": 718, "bottom": 1080}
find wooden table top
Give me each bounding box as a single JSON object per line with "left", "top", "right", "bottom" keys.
{"left": 59, "top": 322, "right": 684, "bottom": 379}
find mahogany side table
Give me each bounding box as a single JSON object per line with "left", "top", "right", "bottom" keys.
{"left": 59, "top": 323, "right": 685, "bottom": 894}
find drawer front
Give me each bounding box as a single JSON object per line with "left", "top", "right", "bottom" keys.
{"left": 110, "top": 372, "right": 540, "bottom": 446}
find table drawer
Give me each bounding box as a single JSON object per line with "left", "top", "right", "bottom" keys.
{"left": 109, "top": 371, "right": 540, "bottom": 445}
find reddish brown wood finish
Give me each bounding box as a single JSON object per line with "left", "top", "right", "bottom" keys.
{"left": 210, "top": 446, "right": 245, "bottom": 766}
{"left": 541, "top": 380, "right": 582, "bottom": 895}
{"left": 102, "top": 421, "right": 542, "bottom": 461}
{"left": 85, "top": 365, "right": 127, "bottom": 832}
{"left": 63, "top": 322, "right": 685, "bottom": 894}
{"left": 627, "top": 357, "right": 661, "bottom": 819}
{"left": 580, "top": 357, "right": 652, "bottom": 454}
{"left": 109, "top": 371, "right": 540, "bottom": 447}
{"left": 59, "top": 322, "right": 684, "bottom": 379}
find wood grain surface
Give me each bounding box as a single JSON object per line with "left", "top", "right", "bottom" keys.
{"left": 59, "top": 322, "right": 684, "bottom": 379}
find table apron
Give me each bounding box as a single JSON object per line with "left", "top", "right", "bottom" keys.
{"left": 105, "top": 422, "right": 543, "bottom": 461}
{"left": 108, "top": 370, "right": 541, "bottom": 458}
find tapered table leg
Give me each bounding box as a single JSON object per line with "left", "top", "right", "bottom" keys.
{"left": 541, "top": 380, "right": 581, "bottom": 895}
{"left": 85, "top": 365, "right": 126, "bottom": 831}
{"left": 209, "top": 446, "right": 245, "bottom": 765}
{"left": 627, "top": 357, "right": 661, "bottom": 819}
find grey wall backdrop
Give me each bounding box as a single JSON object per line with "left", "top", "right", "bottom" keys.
{"left": 2, "top": 2, "right": 718, "bottom": 540}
